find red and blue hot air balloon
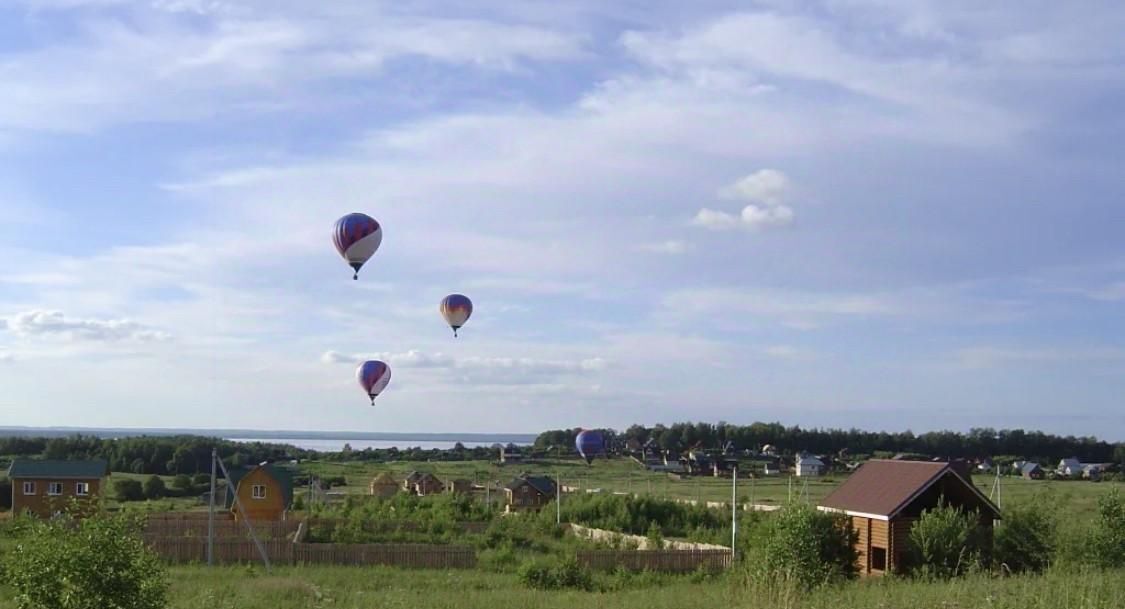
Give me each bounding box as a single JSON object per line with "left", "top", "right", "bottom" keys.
{"left": 575, "top": 429, "right": 605, "bottom": 465}
{"left": 356, "top": 360, "right": 391, "bottom": 405}
{"left": 333, "top": 213, "right": 382, "bottom": 280}
{"left": 439, "top": 294, "right": 473, "bottom": 337}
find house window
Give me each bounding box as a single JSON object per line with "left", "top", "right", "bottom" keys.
{"left": 75, "top": 482, "right": 90, "bottom": 496}
{"left": 22, "top": 482, "right": 36, "bottom": 495}
{"left": 871, "top": 547, "right": 888, "bottom": 571}
{"left": 252, "top": 485, "right": 267, "bottom": 499}
{"left": 48, "top": 482, "right": 64, "bottom": 496}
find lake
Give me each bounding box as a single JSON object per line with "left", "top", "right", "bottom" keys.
{"left": 225, "top": 437, "right": 516, "bottom": 451}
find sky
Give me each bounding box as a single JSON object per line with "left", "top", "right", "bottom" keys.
{"left": 0, "top": 1, "right": 1123, "bottom": 440}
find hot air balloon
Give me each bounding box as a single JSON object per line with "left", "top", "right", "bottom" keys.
{"left": 575, "top": 429, "right": 605, "bottom": 465}
{"left": 439, "top": 294, "right": 473, "bottom": 337}
{"left": 356, "top": 360, "right": 391, "bottom": 405}
{"left": 333, "top": 213, "right": 382, "bottom": 280}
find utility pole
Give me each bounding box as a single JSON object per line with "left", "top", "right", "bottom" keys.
{"left": 731, "top": 466, "right": 737, "bottom": 561}
{"left": 556, "top": 471, "right": 561, "bottom": 526}
{"left": 207, "top": 448, "right": 216, "bottom": 567}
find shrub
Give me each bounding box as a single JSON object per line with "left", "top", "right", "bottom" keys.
{"left": 995, "top": 498, "right": 1057, "bottom": 573}
{"left": 2, "top": 512, "right": 168, "bottom": 609}
{"left": 645, "top": 520, "right": 665, "bottom": 549}
{"left": 517, "top": 557, "right": 594, "bottom": 591}
{"left": 171, "top": 474, "right": 193, "bottom": 491}
{"left": 143, "top": 475, "right": 166, "bottom": 499}
{"left": 518, "top": 559, "right": 557, "bottom": 590}
{"left": 192, "top": 473, "right": 210, "bottom": 486}
{"left": 114, "top": 479, "right": 145, "bottom": 502}
{"left": 908, "top": 502, "right": 986, "bottom": 578}
{"left": 1086, "top": 488, "right": 1125, "bottom": 569}
{"left": 755, "top": 503, "right": 857, "bottom": 589}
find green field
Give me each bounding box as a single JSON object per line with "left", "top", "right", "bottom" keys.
{"left": 2, "top": 564, "right": 1122, "bottom": 609}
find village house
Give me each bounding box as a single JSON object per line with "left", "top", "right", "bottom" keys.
{"left": 818, "top": 459, "right": 1000, "bottom": 576}
{"left": 446, "top": 478, "right": 474, "bottom": 495}
{"left": 1021, "top": 462, "right": 1045, "bottom": 480}
{"left": 225, "top": 463, "right": 294, "bottom": 522}
{"left": 1057, "top": 458, "right": 1083, "bottom": 479}
{"left": 795, "top": 454, "right": 826, "bottom": 477}
{"left": 368, "top": 472, "right": 399, "bottom": 498}
{"left": 6, "top": 459, "right": 108, "bottom": 518}
{"left": 498, "top": 446, "right": 523, "bottom": 465}
{"left": 403, "top": 471, "right": 444, "bottom": 496}
{"left": 504, "top": 475, "right": 557, "bottom": 512}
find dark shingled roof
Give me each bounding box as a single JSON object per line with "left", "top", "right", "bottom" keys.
{"left": 506, "top": 475, "right": 556, "bottom": 496}
{"left": 7, "top": 459, "right": 108, "bottom": 480}
{"left": 819, "top": 459, "right": 996, "bottom": 519}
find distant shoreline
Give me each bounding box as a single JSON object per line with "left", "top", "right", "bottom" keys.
{"left": 0, "top": 426, "right": 537, "bottom": 444}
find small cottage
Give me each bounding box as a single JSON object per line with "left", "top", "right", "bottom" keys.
{"left": 818, "top": 459, "right": 1000, "bottom": 576}
{"left": 1057, "top": 458, "right": 1083, "bottom": 479}
{"left": 1021, "top": 463, "right": 1044, "bottom": 480}
{"left": 446, "top": 478, "right": 474, "bottom": 495}
{"left": 226, "top": 463, "right": 294, "bottom": 522}
{"left": 7, "top": 459, "right": 108, "bottom": 518}
{"left": 403, "top": 471, "right": 444, "bottom": 496}
{"left": 796, "top": 454, "right": 825, "bottom": 477}
{"left": 499, "top": 446, "right": 523, "bottom": 464}
{"left": 368, "top": 472, "right": 399, "bottom": 498}
{"left": 504, "top": 475, "right": 557, "bottom": 512}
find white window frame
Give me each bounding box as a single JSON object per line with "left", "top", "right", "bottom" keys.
{"left": 251, "top": 484, "right": 267, "bottom": 499}
{"left": 22, "top": 481, "right": 36, "bottom": 495}
{"left": 75, "top": 482, "right": 90, "bottom": 496}
{"left": 47, "top": 482, "right": 64, "bottom": 496}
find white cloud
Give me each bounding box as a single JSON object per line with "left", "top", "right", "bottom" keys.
{"left": 694, "top": 170, "right": 797, "bottom": 231}
{"left": 718, "top": 168, "right": 791, "bottom": 205}
{"left": 638, "top": 240, "right": 691, "bottom": 255}
{"left": 0, "top": 351, "right": 14, "bottom": 364}
{"left": 321, "top": 349, "right": 607, "bottom": 376}
{"left": 4, "top": 310, "right": 171, "bottom": 342}
{"left": 955, "top": 346, "right": 1125, "bottom": 369}
{"left": 761, "top": 345, "right": 815, "bottom": 361}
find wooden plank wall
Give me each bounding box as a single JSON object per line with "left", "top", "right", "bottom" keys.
{"left": 576, "top": 550, "right": 732, "bottom": 573}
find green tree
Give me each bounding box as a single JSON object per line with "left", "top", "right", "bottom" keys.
{"left": 171, "top": 474, "right": 193, "bottom": 492}
{"left": 130, "top": 458, "right": 147, "bottom": 474}
{"left": 2, "top": 512, "right": 167, "bottom": 609}
{"left": 192, "top": 473, "right": 210, "bottom": 486}
{"left": 756, "top": 503, "right": 857, "bottom": 589}
{"left": 995, "top": 498, "right": 1057, "bottom": 573}
{"left": 908, "top": 502, "right": 986, "bottom": 578}
{"left": 1087, "top": 488, "right": 1125, "bottom": 568}
{"left": 645, "top": 520, "right": 665, "bottom": 549}
{"left": 114, "top": 479, "right": 145, "bottom": 502}
{"left": 143, "top": 475, "right": 166, "bottom": 500}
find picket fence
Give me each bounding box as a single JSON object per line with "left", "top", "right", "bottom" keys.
{"left": 145, "top": 538, "right": 476, "bottom": 569}
{"left": 576, "top": 549, "right": 732, "bottom": 573}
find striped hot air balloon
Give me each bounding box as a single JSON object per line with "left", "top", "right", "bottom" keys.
{"left": 575, "top": 429, "right": 605, "bottom": 465}
{"left": 440, "top": 294, "right": 473, "bottom": 337}
{"left": 356, "top": 360, "right": 391, "bottom": 405}
{"left": 333, "top": 213, "right": 382, "bottom": 280}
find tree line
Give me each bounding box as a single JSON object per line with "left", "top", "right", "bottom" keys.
{"left": 535, "top": 422, "right": 1125, "bottom": 463}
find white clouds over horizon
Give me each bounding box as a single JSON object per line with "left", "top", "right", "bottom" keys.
{"left": 0, "top": 1, "right": 1123, "bottom": 438}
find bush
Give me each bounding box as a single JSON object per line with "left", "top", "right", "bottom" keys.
{"left": 755, "top": 503, "right": 857, "bottom": 589}
{"left": 192, "top": 473, "right": 210, "bottom": 486}
{"left": 518, "top": 559, "right": 557, "bottom": 590}
{"left": 114, "top": 479, "right": 145, "bottom": 502}
{"left": 172, "top": 474, "right": 193, "bottom": 491}
{"left": 517, "top": 556, "right": 594, "bottom": 591}
{"left": 143, "top": 475, "right": 166, "bottom": 499}
{"left": 2, "top": 512, "right": 168, "bottom": 609}
{"left": 1086, "top": 488, "right": 1125, "bottom": 569}
{"left": 908, "top": 502, "right": 987, "bottom": 578}
{"left": 995, "top": 498, "right": 1057, "bottom": 573}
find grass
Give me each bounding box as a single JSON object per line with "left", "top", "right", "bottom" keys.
{"left": 1, "top": 564, "right": 1121, "bottom": 609}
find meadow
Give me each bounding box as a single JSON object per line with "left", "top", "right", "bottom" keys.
{"left": 2, "top": 564, "right": 1123, "bottom": 609}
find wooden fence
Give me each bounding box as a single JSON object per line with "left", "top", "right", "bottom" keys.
{"left": 145, "top": 538, "right": 476, "bottom": 569}
{"left": 576, "top": 549, "right": 732, "bottom": 573}
{"left": 307, "top": 518, "right": 487, "bottom": 535}
{"left": 144, "top": 518, "right": 301, "bottom": 539}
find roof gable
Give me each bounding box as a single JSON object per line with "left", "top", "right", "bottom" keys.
{"left": 819, "top": 460, "right": 998, "bottom": 520}
{"left": 7, "top": 459, "right": 108, "bottom": 479}
{"left": 225, "top": 464, "right": 293, "bottom": 508}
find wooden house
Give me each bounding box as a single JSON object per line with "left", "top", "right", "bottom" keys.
{"left": 504, "top": 475, "right": 557, "bottom": 512}
{"left": 368, "top": 472, "right": 399, "bottom": 498}
{"left": 403, "top": 471, "right": 444, "bottom": 496}
{"left": 1057, "top": 458, "right": 1083, "bottom": 479}
{"left": 1021, "top": 463, "right": 1044, "bottom": 480}
{"left": 225, "top": 463, "right": 294, "bottom": 522}
{"left": 6, "top": 459, "right": 108, "bottom": 518}
{"left": 446, "top": 478, "right": 474, "bottom": 495}
{"left": 498, "top": 446, "right": 523, "bottom": 464}
{"left": 818, "top": 460, "right": 999, "bottom": 576}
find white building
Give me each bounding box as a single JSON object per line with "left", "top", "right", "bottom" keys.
{"left": 796, "top": 454, "right": 826, "bottom": 477}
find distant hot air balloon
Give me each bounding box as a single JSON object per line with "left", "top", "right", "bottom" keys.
{"left": 356, "top": 360, "right": 391, "bottom": 405}
{"left": 439, "top": 294, "right": 473, "bottom": 337}
{"left": 333, "top": 213, "right": 382, "bottom": 280}
{"left": 575, "top": 429, "right": 605, "bottom": 465}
